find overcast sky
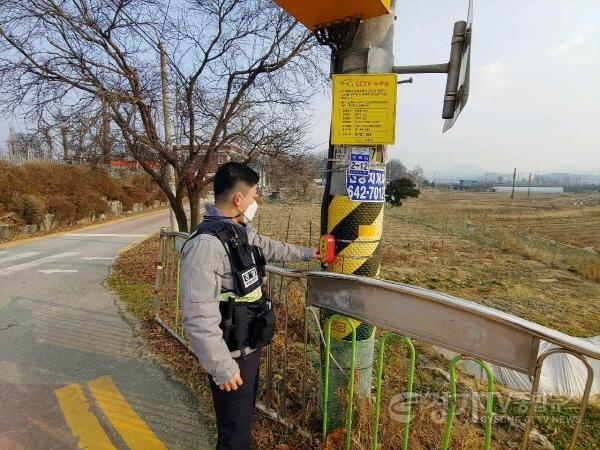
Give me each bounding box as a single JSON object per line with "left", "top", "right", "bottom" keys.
{"left": 1, "top": 0, "right": 599, "bottom": 176}
{"left": 308, "top": 0, "right": 600, "bottom": 176}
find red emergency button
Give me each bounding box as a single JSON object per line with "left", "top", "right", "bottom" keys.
{"left": 318, "top": 234, "right": 336, "bottom": 264}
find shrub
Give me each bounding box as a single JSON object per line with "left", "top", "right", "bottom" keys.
{"left": 124, "top": 183, "right": 151, "bottom": 205}
{"left": 116, "top": 191, "right": 134, "bottom": 212}
{"left": 385, "top": 177, "right": 420, "bottom": 207}
{"left": 73, "top": 195, "right": 94, "bottom": 220}
{"left": 130, "top": 173, "right": 161, "bottom": 206}
{"left": 15, "top": 194, "right": 47, "bottom": 225}
{"left": 86, "top": 193, "right": 108, "bottom": 216}
{"left": 47, "top": 195, "right": 77, "bottom": 224}
{"left": 2, "top": 161, "right": 159, "bottom": 221}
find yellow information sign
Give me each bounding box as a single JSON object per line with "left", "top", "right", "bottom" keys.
{"left": 331, "top": 73, "right": 397, "bottom": 145}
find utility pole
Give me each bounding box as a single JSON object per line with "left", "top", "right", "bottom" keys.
{"left": 527, "top": 172, "right": 532, "bottom": 198}
{"left": 159, "top": 42, "right": 178, "bottom": 232}
{"left": 511, "top": 167, "right": 517, "bottom": 200}
{"left": 44, "top": 129, "right": 53, "bottom": 160}
{"left": 9, "top": 127, "right": 17, "bottom": 159}
{"left": 275, "top": 0, "right": 473, "bottom": 436}
{"left": 101, "top": 96, "right": 111, "bottom": 168}
{"left": 61, "top": 125, "right": 69, "bottom": 162}
{"left": 316, "top": 6, "right": 396, "bottom": 430}
{"left": 174, "top": 80, "right": 181, "bottom": 147}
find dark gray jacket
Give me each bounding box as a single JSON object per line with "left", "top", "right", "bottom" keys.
{"left": 180, "top": 204, "right": 312, "bottom": 384}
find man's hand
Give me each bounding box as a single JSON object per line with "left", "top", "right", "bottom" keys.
{"left": 219, "top": 370, "right": 243, "bottom": 392}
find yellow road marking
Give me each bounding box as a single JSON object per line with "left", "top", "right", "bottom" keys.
{"left": 88, "top": 375, "right": 166, "bottom": 450}
{"left": 55, "top": 383, "right": 116, "bottom": 450}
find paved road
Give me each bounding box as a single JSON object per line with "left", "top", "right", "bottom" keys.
{"left": 0, "top": 209, "right": 214, "bottom": 449}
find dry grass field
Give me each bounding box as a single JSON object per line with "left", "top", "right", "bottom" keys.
{"left": 400, "top": 190, "right": 600, "bottom": 250}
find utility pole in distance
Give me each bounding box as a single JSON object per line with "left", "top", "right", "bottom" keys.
{"left": 60, "top": 125, "right": 68, "bottom": 162}
{"left": 511, "top": 167, "right": 517, "bottom": 200}
{"left": 159, "top": 42, "right": 178, "bottom": 232}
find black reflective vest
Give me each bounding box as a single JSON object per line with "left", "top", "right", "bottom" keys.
{"left": 185, "top": 217, "right": 274, "bottom": 354}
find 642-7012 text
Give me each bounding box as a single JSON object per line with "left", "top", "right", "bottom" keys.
{"left": 346, "top": 169, "right": 386, "bottom": 202}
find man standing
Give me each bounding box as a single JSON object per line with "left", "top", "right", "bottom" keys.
{"left": 180, "top": 162, "right": 316, "bottom": 450}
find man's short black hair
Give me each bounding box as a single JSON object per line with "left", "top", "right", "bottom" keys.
{"left": 214, "top": 162, "right": 259, "bottom": 203}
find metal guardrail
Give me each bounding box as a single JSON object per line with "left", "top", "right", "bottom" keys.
{"left": 153, "top": 229, "right": 599, "bottom": 449}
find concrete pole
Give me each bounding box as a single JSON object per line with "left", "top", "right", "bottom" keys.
{"left": 61, "top": 126, "right": 69, "bottom": 161}
{"left": 101, "top": 96, "right": 111, "bottom": 168}
{"left": 511, "top": 167, "right": 517, "bottom": 200}
{"left": 320, "top": 5, "right": 396, "bottom": 431}
{"left": 44, "top": 129, "right": 53, "bottom": 160}
{"left": 159, "top": 42, "right": 179, "bottom": 232}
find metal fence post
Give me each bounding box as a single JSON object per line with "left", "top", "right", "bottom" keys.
{"left": 521, "top": 349, "right": 594, "bottom": 450}
{"left": 441, "top": 355, "right": 494, "bottom": 450}
{"left": 323, "top": 315, "right": 357, "bottom": 450}
{"left": 372, "top": 332, "right": 415, "bottom": 450}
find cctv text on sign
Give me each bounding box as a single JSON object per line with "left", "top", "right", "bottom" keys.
{"left": 331, "top": 73, "right": 397, "bottom": 145}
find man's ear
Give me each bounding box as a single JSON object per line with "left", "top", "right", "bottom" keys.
{"left": 231, "top": 191, "right": 243, "bottom": 208}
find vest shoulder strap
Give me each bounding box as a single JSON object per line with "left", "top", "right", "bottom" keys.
{"left": 182, "top": 219, "right": 236, "bottom": 253}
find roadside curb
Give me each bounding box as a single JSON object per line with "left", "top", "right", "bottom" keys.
{"left": 0, "top": 207, "right": 169, "bottom": 249}
{"left": 117, "top": 234, "right": 157, "bottom": 256}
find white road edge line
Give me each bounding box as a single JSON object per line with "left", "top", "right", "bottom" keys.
{"left": 80, "top": 257, "right": 115, "bottom": 260}
{"left": 38, "top": 269, "right": 79, "bottom": 274}
{"left": 0, "top": 252, "right": 41, "bottom": 264}
{"left": 64, "top": 233, "right": 147, "bottom": 237}
{"left": 0, "top": 252, "right": 80, "bottom": 276}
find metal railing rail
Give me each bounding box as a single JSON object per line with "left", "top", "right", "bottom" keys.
{"left": 153, "top": 229, "right": 599, "bottom": 449}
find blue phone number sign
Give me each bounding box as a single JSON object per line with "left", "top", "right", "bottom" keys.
{"left": 346, "top": 168, "right": 386, "bottom": 202}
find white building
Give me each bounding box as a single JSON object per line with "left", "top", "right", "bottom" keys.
{"left": 490, "top": 186, "right": 564, "bottom": 194}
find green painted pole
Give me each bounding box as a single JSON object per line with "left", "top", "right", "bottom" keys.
{"left": 372, "top": 332, "right": 415, "bottom": 450}
{"left": 442, "top": 355, "right": 495, "bottom": 450}
{"left": 322, "top": 315, "right": 357, "bottom": 450}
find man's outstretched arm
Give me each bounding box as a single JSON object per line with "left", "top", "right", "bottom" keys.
{"left": 247, "top": 223, "right": 316, "bottom": 262}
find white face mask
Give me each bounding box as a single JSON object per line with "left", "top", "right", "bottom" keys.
{"left": 240, "top": 198, "right": 258, "bottom": 223}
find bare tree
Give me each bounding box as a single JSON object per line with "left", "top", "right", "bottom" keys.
{"left": 387, "top": 157, "right": 408, "bottom": 180}
{"left": 408, "top": 165, "right": 426, "bottom": 185}
{"left": 0, "top": 0, "right": 323, "bottom": 230}
{"left": 263, "top": 151, "right": 322, "bottom": 199}
{"left": 8, "top": 129, "right": 44, "bottom": 159}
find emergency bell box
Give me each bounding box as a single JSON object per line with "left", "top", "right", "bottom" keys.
{"left": 275, "top": 0, "right": 392, "bottom": 30}
{"left": 319, "top": 235, "right": 336, "bottom": 265}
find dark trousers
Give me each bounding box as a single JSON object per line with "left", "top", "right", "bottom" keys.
{"left": 208, "top": 348, "right": 261, "bottom": 450}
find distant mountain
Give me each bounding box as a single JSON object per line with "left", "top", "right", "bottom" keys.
{"left": 424, "top": 164, "right": 485, "bottom": 180}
